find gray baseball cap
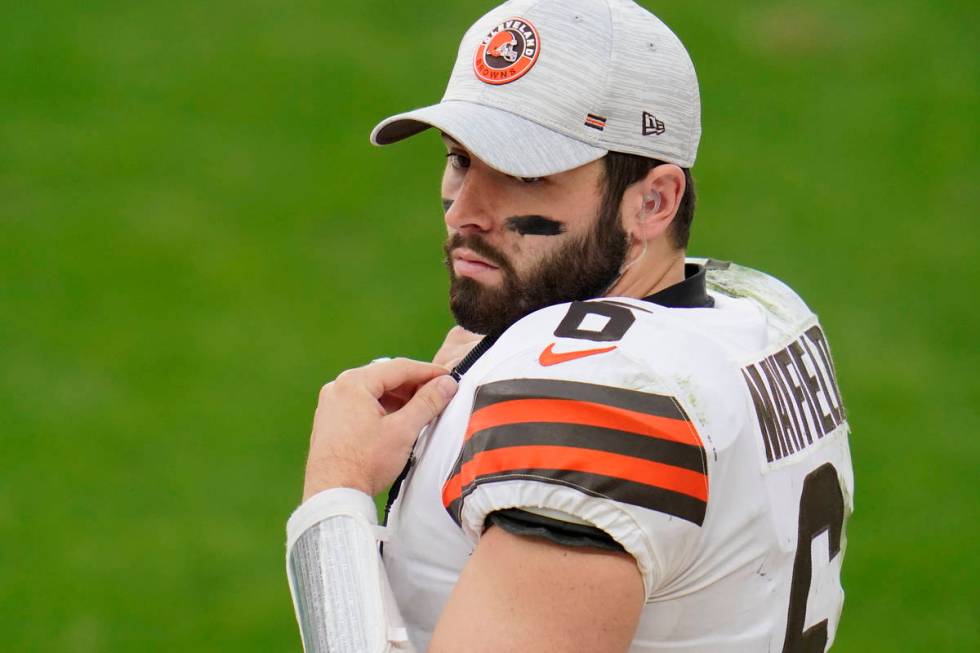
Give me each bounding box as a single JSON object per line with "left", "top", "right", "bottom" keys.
{"left": 370, "top": 0, "right": 701, "bottom": 178}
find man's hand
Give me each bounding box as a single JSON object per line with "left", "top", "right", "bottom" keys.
{"left": 432, "top": 326, "right": 483, "bottom": 369}
{"left": 303, "top": 358, "right": 458, "bottom": 500}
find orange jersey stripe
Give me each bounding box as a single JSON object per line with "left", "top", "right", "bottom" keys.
{"left": 442, "top": 444, "right": 708, "bottom": 507}
{"left": 464, "top": 398, "right": 701, "bottom": 447}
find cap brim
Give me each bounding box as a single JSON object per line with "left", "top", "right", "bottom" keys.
{"left": 370, "top": 100, "right": 607, "bottom": 178}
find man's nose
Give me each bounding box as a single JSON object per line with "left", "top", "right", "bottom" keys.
{"left": 444, "top": 170, "right": 499, "bottom": 235}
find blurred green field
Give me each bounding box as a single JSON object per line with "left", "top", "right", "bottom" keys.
{"left": 1, "top": 0, "right": 977, "bottom": 650}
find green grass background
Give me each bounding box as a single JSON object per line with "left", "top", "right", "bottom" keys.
{"left": 1, "top": 0, "right": 977, "bottom": 650}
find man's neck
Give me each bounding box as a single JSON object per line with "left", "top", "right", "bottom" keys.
{"left": 604, "top": 246, "right": 686, "bottom": 299}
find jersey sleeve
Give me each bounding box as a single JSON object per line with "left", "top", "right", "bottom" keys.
{"left": 439, "top": 302, "right": 720, "bottom": 598}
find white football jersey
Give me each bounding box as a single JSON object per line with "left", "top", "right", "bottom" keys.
{"left": 383, "top": 260, "right": 854, "bottom": 652}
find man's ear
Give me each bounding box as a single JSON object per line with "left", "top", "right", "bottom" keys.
{"left": 623, "top": 164, "right": 686, "bottom": 242}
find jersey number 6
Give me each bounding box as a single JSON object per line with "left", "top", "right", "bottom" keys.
{"left": 782, "top": 463, "right": 845, "bottom": 653}
{"left": 554, "top": 301, "right": 636, "bottom": 342}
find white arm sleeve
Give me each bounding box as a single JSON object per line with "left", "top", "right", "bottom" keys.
{"left": 286, "top": 488, "right": 416, "bottom": 653}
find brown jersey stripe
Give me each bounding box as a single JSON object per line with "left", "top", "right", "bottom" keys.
{"left": 442, "top": 445, "right": 708, "bottom": 507}
{"left": 456, "top": 422, "right": 708, "bottom": 475}
{"left": 465, "top": 398, "right": 701, "bottom": 447}
{"left": 471, "top": 378, "right": 688, "bottom": 421}
{"left": 445, "top": 468, "right": 707, "bottom": 527}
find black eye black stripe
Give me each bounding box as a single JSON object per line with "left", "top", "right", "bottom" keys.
{"left": 506, "top": 215, "right": 565, "bottom": 236}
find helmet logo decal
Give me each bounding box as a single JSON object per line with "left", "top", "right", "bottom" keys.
{"left": 473, "top": 17, "right": 540, "bottom": 85}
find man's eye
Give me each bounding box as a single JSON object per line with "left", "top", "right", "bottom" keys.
{"left": 446, "top": 153, "right": 470, "bottom": 169}
{"left": 519, "top": 176, "right": 541, "bottom": 184}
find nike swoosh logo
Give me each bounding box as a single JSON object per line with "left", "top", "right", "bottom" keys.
{"left": 538, "top": 343, "right": 618, "bottom": 367}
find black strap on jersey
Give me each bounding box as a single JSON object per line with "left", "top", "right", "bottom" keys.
{"left": 449, "top": 333, "right": 500, "bottom": 382}
{"left": 380, "top": 332, "right": 501, "bottom": 552}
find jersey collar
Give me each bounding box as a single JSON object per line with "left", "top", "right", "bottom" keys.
{"left": 642, "top": 263, "right": 714, "bottom": 309}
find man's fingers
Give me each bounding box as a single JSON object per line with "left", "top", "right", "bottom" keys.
{"left": 386, "top": 374, "right": 458, "bottom": 436}
{"left": 359, "top": 358, "right": 450, "bottom": 398}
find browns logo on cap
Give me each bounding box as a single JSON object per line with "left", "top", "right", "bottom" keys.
{"left": 473, "top": 17, "right": 540, "bottom": 85}
{"left": 372, "top": 0, "right": 702, "bottom": 176}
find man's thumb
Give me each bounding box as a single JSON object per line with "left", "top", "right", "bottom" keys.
{"left": 389, "top": 375, "right": 458, "bottom": 435}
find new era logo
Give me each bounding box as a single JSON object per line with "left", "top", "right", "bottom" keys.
{"left": 642, "top": 112, "right": 665, "bottom": 136}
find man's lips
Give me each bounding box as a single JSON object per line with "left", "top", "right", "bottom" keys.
{"left": 452, "top": 247, "right": 500, "bottom": 279}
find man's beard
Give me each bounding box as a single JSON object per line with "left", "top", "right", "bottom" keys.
{"left": 443, "top": 215, "right": 629, "bottom": 336}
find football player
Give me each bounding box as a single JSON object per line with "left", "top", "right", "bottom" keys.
{"left": 286, "top": 1, "right": 854, "bottom": 651}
